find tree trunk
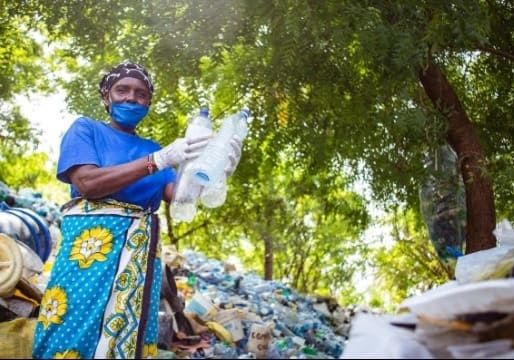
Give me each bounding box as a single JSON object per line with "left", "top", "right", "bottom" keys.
{"left": 418, "top": 60, "right": 496, "bottom": 253}
{"left": 263, "top": 233, "right": 273, "bottom": 280}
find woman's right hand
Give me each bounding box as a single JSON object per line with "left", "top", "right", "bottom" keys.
{"left": 153, "top": 135, "right": 210, "bottom": 169}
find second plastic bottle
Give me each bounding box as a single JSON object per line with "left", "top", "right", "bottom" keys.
{"left": 190, "top": 108, "right": 250, "bottom": 189}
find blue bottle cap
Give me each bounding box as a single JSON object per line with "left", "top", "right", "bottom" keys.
{"left": 241, "top": 108, "right": 250, "bottom": 118}
{"left": 200, "top": 107, "right": 209, "bottom": 116}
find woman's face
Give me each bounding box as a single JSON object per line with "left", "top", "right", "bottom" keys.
{"left": 104, "top": 77, "right": 151, "bottom": 106}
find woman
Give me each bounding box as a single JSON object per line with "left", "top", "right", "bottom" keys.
{"left": 32, "top": 61, "right": 241, "bottom": 358}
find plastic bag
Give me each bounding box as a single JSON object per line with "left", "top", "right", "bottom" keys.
{"left": 493, "top": 219, "right": 514, "bottom": 246}
{"left": 419, "top": 145, "right": 466, "bottom": 265}
{"left": 454, "top": 246, "right": 514, "bottom": 284}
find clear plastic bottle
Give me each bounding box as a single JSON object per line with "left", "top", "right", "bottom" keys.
{"left": 170, "top": 107, "right": 213, "bottom": 222}
{"left": 190, "top": 108, "right": 250, "bottom": 188}
{"left": 199, "top": 177, "right": 227, "bottom": 208}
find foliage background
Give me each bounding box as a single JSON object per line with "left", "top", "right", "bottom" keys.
{"left": 1, "top": 0, "right": 513, "bottom": 311}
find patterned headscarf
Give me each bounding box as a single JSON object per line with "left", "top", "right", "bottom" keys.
{"left": 98, "top": 61, "right": 154, "bottom": 99}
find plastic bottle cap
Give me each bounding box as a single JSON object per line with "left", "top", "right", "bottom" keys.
{"left": 200, "top": 107, "right": 209, "bottom": 116}
{"left": 241, "top": 108, "right": 250, "bottom": 118}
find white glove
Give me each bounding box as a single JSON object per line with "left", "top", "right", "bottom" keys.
{"left": 153, "top": 135, "right": 210, "bottom": 169}
{"left": 224, "top": 135, "right": 243, "bottom": 177}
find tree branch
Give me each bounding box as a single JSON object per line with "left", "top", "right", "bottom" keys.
{"left": 476, "top": 44, "right": 514, "bottom": 62}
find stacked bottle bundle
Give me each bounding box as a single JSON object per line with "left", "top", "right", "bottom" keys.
{"left": 190, "top": 108, "right": 250, "bottom": 209}
{"left": 171, "top": 108, "right": 250, "bottom": 222}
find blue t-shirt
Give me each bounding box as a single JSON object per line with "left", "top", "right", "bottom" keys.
{"left": 57, "top": 116, "right": 175, "bottom": 212}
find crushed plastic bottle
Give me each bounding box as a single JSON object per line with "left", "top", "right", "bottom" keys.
{"left": 213, "top": 341, "right": 239, "bottom": 358}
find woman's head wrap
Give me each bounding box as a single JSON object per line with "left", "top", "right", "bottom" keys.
{"left": 98, "top": 61, "right": 154, "bottom": 99}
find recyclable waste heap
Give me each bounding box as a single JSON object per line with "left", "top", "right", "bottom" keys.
{"left": 343, "top": 219, "right": 514, "bottom": 359}
{"left": 158, "top": 246, "right": 352, "bottom": 359}
{"left": 3, "top": 181, "right": 514, "bottom": 359}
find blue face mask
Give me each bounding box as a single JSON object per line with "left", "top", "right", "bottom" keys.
{"left": 110, "top": 102, "right": 149, "bottom": 129}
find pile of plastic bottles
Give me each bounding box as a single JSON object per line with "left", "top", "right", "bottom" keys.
{"left": 163, "top": 249, "right": 350, "bottom": 359}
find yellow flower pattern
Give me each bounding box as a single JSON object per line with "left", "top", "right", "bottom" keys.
{"left": 53, "top": 349, "right": 82, "bottom": 358}
{"left": 143, "top": 343, "right": 158, "bottom": 358}
{"left": 69, "top": 226, "right": 113, "bottom": 268}
{"left": 116, "top": 271, "right": 131, "bottom": 291}
{"left": 123, "top": 333, "right": 137, "bottom": 358}
{"left": 105, "top": 313, "right": 127, "bottom": 334}
{"left": 38, "top": 286, "right": 68, "bottom": 330}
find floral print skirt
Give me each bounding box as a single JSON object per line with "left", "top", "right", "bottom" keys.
{"left": 32, "top": 199, "right": 161, "bottom": 359}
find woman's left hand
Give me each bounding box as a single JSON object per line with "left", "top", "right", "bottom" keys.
{"left": 224, "top": 135, "right": 242, "bottom": 177}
